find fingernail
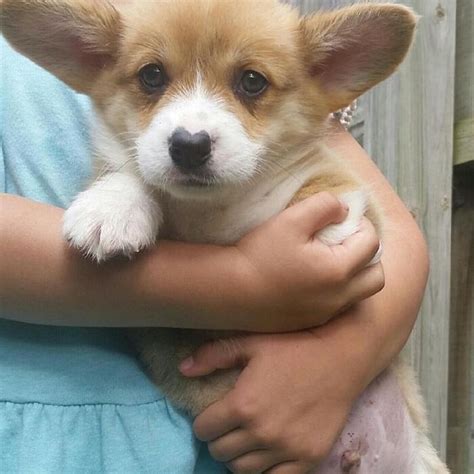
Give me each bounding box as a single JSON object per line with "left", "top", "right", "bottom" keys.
{"left": 339, "top": 199, "right": 349, "bottom": 211}
{"left": 179, "top": 356, "right": 194, "bottom": 372}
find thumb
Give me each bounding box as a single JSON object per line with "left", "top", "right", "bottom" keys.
{"left": 284, "top": 192, "right": 349, "bottom": 238}
{"left": 179, "top": 337, "right": 254, "bottom": 377}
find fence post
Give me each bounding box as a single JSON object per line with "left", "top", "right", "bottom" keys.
{"left": 447, "top": 0, "right": 474, "bottom": 471}
{"left": 285, "top": 0, "right": 456, "bottom": 458}
{"left": 363, "top": 0, "right": 456, "bottom": 458}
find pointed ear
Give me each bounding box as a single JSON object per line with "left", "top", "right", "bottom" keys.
{"left": 0, "top": 0, "right": 121, "bottom": 93}
{"left": 300, "top": 4, "right": 417, "bottom": 112}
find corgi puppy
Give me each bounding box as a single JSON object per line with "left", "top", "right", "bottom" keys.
{"left": 1, "top": 0, "right": 448, "bottom": 471}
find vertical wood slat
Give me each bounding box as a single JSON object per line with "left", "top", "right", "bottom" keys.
{"left": 448, "top": 0, "right": 474, "bottom": 471}
{"left": 284, "top": 0, "right": 456, "bottom": 460}
{"left": 453, "top": 0, "right": 474, "bottom": 166}
{"left": 286, "top": 0, "right": 352, "bottom": 10}
{"left": 363, "top": 1, "right": 456, "bottom": 458}
{"left": 448, "top": 180, "right": 474, "bottom": 474}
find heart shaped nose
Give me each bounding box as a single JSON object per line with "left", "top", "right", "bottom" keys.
{"left": 169, "top": 127, "right": 211, "bottom": 171}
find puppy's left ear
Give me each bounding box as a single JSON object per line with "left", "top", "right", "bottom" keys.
{"left": 301, "top": 3, "right": 417, "bottom": 112}
{"left": 0, "top": 0, "right": 121, "bottom": 94}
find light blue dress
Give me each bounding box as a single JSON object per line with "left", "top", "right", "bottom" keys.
{"left": 0, "top": 38, "right": 225, "bottom": 474}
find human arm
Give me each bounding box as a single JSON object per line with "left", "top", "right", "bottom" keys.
{"left": 183, "top": 124, "right": 428, "bottom": 472}
{"left": 0, "top": 189, "right": 382, "bottom": 331}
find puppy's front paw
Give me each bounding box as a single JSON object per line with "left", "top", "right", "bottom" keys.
{"left": 63, "top": 182, "right": 162, "bottom": 262}
{"left": 317, "top": 190, "right": 368, "bottom": 246}
{"left": 317, "top": 190, "right": 382, "bottom": 266}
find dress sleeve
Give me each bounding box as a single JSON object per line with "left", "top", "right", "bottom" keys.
{"left": 0, "top": 40, "right": 6, "bottom": 193}
{"left": 0, "top": 139, "right": 5, "bottom": 194}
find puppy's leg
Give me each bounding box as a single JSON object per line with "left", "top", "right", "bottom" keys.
{"left": 63, "top": 172, "right": 162, "bottom": 262}
{"left": 291, "top": 171, "right": 447, "bottom": 472}
{"left": 393, "top": 361, "right": 450, "bottom": 474}
{"left": 289, "top": 169, "right": 382, "bottom": 264}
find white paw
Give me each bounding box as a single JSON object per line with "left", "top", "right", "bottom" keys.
{"left": 316, "top": 190, "right": 382, "bottom": 266}
{"left": 63, "top": 175, "right": 162, "bottom": 262}
{"left": 317, "top": 190, "right": 368, "bottom": 245}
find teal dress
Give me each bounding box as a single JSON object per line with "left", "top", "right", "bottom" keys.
{"left": 0, "top": 38, "right": 225, "bottom": 474}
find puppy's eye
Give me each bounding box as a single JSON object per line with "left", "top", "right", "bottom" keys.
{"left": 139, "top": 64, "right": 167, "bottom": 92}
{"left": 239, "top": 70, "right": 268, "bottom": 97}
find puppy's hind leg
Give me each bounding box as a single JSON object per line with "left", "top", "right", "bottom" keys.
{"left": 393, "top": 361, "right": 450, "bottom": 474}
{"left": 411, "top": 432, "right": 450, "bottom": 474}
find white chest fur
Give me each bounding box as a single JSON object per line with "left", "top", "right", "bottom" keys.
{"left": 162, "top": 161, "right": 324, "bottom": 245}
{"left": 65, "top": 123, "right": 371, "bottom": 261}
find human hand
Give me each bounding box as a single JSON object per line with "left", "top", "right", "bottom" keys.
{"left": 183, "top": 329, "right": 364, "bottom": 473}
{"left": 0, "top": 192, "right": 380, "bottom": 331}
{"left": 234, "top": 192, "right": 384, "bottom": 332}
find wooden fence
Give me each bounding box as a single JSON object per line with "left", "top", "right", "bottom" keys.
{"left": 286, "top": 0, "right": 473, "bottom": 472}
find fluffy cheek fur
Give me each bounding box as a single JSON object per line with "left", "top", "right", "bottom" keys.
{"left": 134, "top": 86, "right": 264, "bottom": 198}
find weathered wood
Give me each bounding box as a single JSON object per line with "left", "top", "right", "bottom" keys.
{"left": 286, "top": 0, "right": 353, "bottom": 11}
{"left": 448, "top": 0, "right": 474, "bottom": 470}
{"left": 448, "top": 168, "right": 474, "bottom": 474}
{"left": 455, "top": 118, "right": 474, "bottom": 166}
{"left": 454, "top": 0, "right": 474, "bottom": 166}
{"left": 285, "top": 0, "right": 456, "bottom": 460}
{"left": 363, "top": 0, "right": 456, "bottom": 459}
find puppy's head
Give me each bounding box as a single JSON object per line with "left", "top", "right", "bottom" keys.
{"left": 1, "top": 0, "right": 416, "bottom": 199}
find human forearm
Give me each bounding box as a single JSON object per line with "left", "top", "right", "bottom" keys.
{"left": 189, "top": 226, "right": 428, "bottom": 469}
{"left": 186, "top": 127, "right": 428, "bottom": 469}
{"left": 320, "top": 124, "right": 429, "bottom": 386}
{"left": 1, "top": 191, "right": 382, "bottom": 330}
{"left": 0, "top": 194, "right": 248, "bottom": 328}
{"left": 314, "top": 227, "right": 427, "bottom": 394}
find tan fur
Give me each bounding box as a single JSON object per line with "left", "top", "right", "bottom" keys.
{"left": 289, "top": 155, "right": 382, "bottom": 232}
{"left": 1, "top": 0, "right": 448, "bottom": 471}
{"left": 300, "top": 3, "right": 418, "bottom": 111}
{"left": 0, "top": 0, "right": 416, "bottom": 152}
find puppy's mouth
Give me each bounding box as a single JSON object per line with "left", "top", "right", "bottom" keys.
{"left": 178, "top": 176, "right": 215, "bottom": 187}
{"left": 171, "top": 170, "right": 220, "bottom": 188}
{"left": 162, "top": 169, "right": 225, "bottom": 199}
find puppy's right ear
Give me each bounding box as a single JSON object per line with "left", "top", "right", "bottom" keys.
{"left": 0, "top": 0, "right": 121, "bottom": 93}
{"left": 300, "top": 4, "right": 417, "bottom": 112}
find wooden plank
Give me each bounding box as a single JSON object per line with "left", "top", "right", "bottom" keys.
{"left": 285, "top": 0, "right": 456, "bottom": 458}
{"left": 448, "top": 169, "right": 474, "bottom": 474}
{"left": 447, "top": 0, "right": 474, "bottom": 470}
{"left": 286, "top": 0, "right": 353, "bottom": 11}
{"left": 455, "top": 118, "right": 474, "bottom": 166}
{"left": 453, "top": 0, "right": 474, "bottom": 166}
{"left": 363, "top": 0, "right": 456, "bottom": 458}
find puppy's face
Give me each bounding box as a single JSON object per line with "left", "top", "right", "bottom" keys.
{"left": 2, "top": 0, "right": 416, "bottom": 199}
{"left": 112, "top": 1, "right": 304, "bottom": 198}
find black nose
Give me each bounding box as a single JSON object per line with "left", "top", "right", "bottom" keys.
{"left": 169, "top": 128, "right": 212, "bottom": 171}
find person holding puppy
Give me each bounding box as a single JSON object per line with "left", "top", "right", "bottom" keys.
{"left": 0, "top": 37, "right": 427, "bottom": 474}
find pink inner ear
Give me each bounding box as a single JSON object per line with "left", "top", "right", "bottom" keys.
{"left": 311, "top": 18, "right": 399, "bottom": 93}
{"left": 69, "top": 36, "right": 111, "bottom": 72}
{"left": 311, "top": 44, "right": 372, "bottom": 92}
